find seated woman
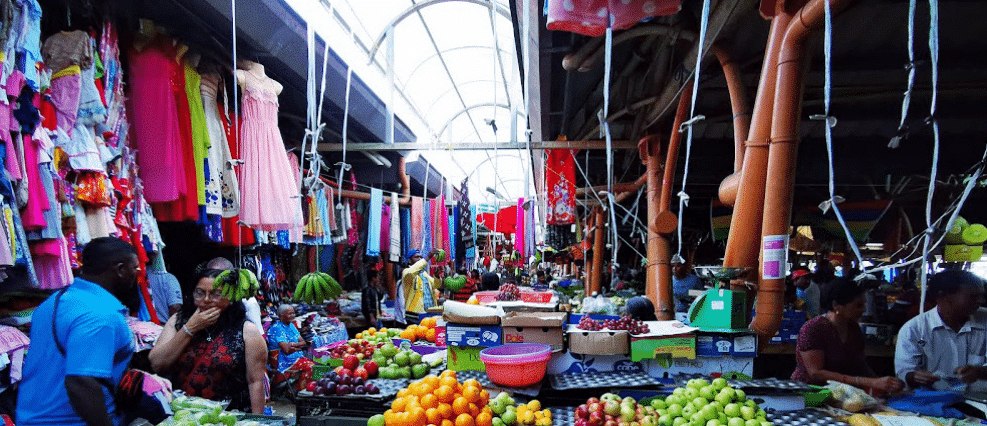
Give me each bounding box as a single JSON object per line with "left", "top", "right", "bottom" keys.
{"left": 791, "top": 277, "right": 904, "bottom": 395}
{"left": 149, "top": 269, "right": 267, "bottom": 413}
{"left": 267, "top": 304, "right": 313, "bottom": 390}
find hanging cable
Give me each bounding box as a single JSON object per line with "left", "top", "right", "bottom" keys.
{"left": 600, "top": 16, "right": 617, "bottom": 270}
{"left": 336, "top": 69, "right": 353, "bottom": 208}
{"left": 918, "top": 0, "right": 940, "bottom": 313}
{"left": 889, "top": 0, "right": 917, "bottom": 149}
{"left": 811, "top": 0, "right": 864, "bottom": 265}
{"left": 231, "top": 0, "right": 243, "bottom": 266}
{"left": 674, "top": 0, "right": 711, "bottom": 261}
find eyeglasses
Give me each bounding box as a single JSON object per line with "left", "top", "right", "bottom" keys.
{"left": 193, "top": 289, "right": 225, "bottom": 301}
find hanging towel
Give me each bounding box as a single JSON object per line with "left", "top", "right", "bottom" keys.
{"left": 468, "top": 205, "right": 477, "bottom": 259}
{"left": 410, "top": 197, "right": 423, "bottom": 253}
{"left": 430, "top": 197, "right": 444, "bottom": 254}
{"left": 515, "top": 198, "right": 525, "bottom": 258}
{"left": 366, "top": 188, "right": 382, "bottom": 257}
{"left": 389, "top": 194, "right": 401, "bottom": 262}
{"left": 449, "top": 208, "right": 457, "bottom": 265}
{"left": 380, "top": 203, "right": 391, "bottom": 256}
{"left": 421, "top": 198, "right": 432, "bottom": 254}
{"left": 400, "top": 207, "right": 411, "bottom": 260}
{"left": 526, "top": 204, "right": 535, "bottom": 261}
{"left": 439, "top": 196, "right": 451, "bottom": 256}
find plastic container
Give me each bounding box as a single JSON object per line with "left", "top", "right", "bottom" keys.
{"left": 520, "top": 291, "right": 553, "bottom": 303}
{"left": 479, "top": 343, "right": 551, "bottom": 387}
{"left": 473, "top": 291, "right": 499, "bottom": 303}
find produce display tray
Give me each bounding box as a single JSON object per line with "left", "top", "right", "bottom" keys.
{"left": 549, "top": 407, "right": 575, "bottom": 426}
{"left": 549, "top": 370, "right": 662, "bottom": 391}
{"left": 455, "top": 370, "right": 543, "bottom": 397}
{"left": 728, "top": 378, "right": 813, "bottom": 393}
{"left": 766, "top": 409, "right": 849, "bottom": 426}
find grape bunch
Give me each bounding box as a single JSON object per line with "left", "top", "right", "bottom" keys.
{"left": 577, "top": 315, "right": 651, "bottom": 334}
{"left": 496, "top": 283, "right": 521, "bottom": 301}
{"left": 577, "top": 315, "right": 602, "bottom": 331}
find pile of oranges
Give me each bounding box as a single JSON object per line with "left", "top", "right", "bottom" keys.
{"left": 382, "top": 370, "right": 493, "bottom": 426}
{"left": 397, "top": 316, "right": 439, "bottom": 343}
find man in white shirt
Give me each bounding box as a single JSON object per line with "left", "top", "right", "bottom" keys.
{"left": 895, "top": 270, "right": 987, "bottom": 388}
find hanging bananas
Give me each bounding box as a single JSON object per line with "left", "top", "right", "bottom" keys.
{"left": 212, "top": 268, "right": 260, "bottom": 301}
{"left": 293, "top": 272, "right": 342, "bottom": 304}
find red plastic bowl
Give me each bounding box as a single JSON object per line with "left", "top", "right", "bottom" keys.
{"left": 479, "top": 344, "right": 551, "bottom": 388}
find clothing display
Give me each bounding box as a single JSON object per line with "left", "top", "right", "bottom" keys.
{"left": 235, "top": 64, "right": 302, "bottom": 231}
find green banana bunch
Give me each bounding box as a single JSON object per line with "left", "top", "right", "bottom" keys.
{"left": 212, "top": 268, "right": 260, "bottom": 301}
{"left": 443, "top": 275, "right": 467, "bottom": 292}
{"left": 293, "top": 272, "right": 342, "bottom": 304}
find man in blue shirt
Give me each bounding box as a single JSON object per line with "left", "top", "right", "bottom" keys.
{"left": 672, "top": 258, "right": 703, "bottom": 312}
{"left": 17, "top": 237, "right": 140, "bottom": 426}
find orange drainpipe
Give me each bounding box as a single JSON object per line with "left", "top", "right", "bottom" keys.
{"left": 589, "top": 207, "right": 606, "bottom": 295}
{"left": 712, "top": 43, "right": 752, "bottom": 175}
{"left": 649, "top": 84, "right": 693, "bottom": 320}
{"left": 641, "top": 136, "right": 661, "bottom": 310}
{"left": 751, "top": 0, "right": 856, "bottom": 339}
{"left": 721, "top": 7, "right": 793, "bottom": 283}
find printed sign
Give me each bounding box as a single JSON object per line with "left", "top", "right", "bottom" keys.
{"left": 762, "top": 235, "right": 789, "bottom": 280}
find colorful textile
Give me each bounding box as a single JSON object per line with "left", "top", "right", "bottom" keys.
{"left": 184, "top": 63, "right": 209, "bottom": 206}
{"left": 366, "top": 188, "right": 382, "bottom": 257}
{"left": 401, "top": 206, "right": 411, "bottom": 261}
{"left": 456, "top": 180, "right": 473, "bottom": 257}
{"left": 389, "top": 194, "right": 401, "bottom": 262}
{"left": 515, "top": 198, "right": 525, "bottom": 258}
{"left": 410, "top": 197, "right": 423, "bottom": 253}
{"left": 545, "top": 149, "right": 576, "bottom": 225}
{"left": 421, "top": 197, "right": 432, "bottom": 255}
{"left": 380, "top": 202, "right": 390, "bottom": 256}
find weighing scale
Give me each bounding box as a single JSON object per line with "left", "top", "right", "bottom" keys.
{"left": 688, "top": 267, "right": 751, "bottom": 332}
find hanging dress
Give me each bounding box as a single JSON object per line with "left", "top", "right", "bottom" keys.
{"left": 235, "top": 69, "right": 302, "bottom": 231}
{"left": 200, "top": 73, "right": 238, "bottom": 218}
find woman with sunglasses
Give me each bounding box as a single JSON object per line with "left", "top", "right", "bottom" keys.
{"left": 149, "top": 269, "right": 267, "bottom": 413}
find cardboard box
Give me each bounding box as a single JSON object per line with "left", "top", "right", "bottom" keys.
{"left": 502, "top": 312, "right": 567, "bottom": 352}
{"left": 546, "top": 351, "right": 754, "bottom": 378}
{"left": 445, "top": 323, "right": 502, "bottom": 347}
{"left": 567, "top": 325, "right": 630, "bottom": 355}
{"left": 567, "top": 314, "right": 620, "bottom": 326}
{"left": 695, "top": 332, "right": 757, "bottom": 357}
{"left": 448, "top": 346, "right": 486, "bottom": 371}
{"left": 630, "top": 334, "right": 696, "bottom": 361}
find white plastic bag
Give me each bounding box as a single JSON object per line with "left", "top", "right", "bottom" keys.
{"left": 826, "top": 380, "right": 880, "bottom": 412}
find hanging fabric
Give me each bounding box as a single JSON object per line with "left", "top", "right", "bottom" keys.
{"left": 546, "top": 0, "right": 682, "bottom": 37}
{"left": 366, "top": 188, "right": 382, "bottom": 257}
{"left": 380, "top": 202, "right": 391, "bottom": 256}
{"left": 400, "top": 206, "right": 411, "bottom": 260}
{"left": 456, "top": 180, "right": 472, "bottom": 261}
{"left": 514, "top": 198, "right": 525, "bottom": 258}
{"left": 545, "top": 149, "right": 576, "bottom": 225}
{"left": 410, "top": 197, "right": 423, "bottom": 253}
{"left": 421, "top": 197, "right": 433, "bottom": 255}
{"left": 389, "top": 193, "right": 401, "bottom": 262}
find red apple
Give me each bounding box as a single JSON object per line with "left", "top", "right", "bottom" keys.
{"left": 589, "top": 411, "right": 604, "bottom": 426}
{"left": 353, "top": 366, "right": 369, "bottom": 381}
{"left": 343, "top": 355, "right": 360, "bottom": 370}
{"left": 575, "top": 405, "right": 589, "bottom": 420}
{"left": 364, "top": 361, "right": 379, "bottom": 378}
{"left": 334, "top": 366, "right": 344, "bottom": 375}
{"left": 338, "top": 368, "right": 352, "bottom": 379}
{"left": 587, "top": 398, "right": 601, "bottom": 405}
{"left": 306, "top": 381, "right": 317, "bottom": 392}
{"left": 576, "top": 420, "right": 589, "bottom": 426}
{"left": 604, "top": 420, "right": 617, "bottom": 426}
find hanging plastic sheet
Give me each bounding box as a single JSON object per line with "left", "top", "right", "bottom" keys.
{"left": 546, "top": 0, "right": 682, "bottom": 37}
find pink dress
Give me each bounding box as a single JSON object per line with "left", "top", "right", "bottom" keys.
{"left": 127, "top": 42, "right": 185, "bottom": 203}
{"left": 236, "top": 70, "right": 302, "bottom": 231}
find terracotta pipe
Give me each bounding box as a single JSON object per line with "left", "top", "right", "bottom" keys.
{"left": 590, "top": 206, "right": 606, "bottom": 295}
{"left": 641, "top": 136, "right": 662, "bottom": 314}
{"left": 751, "top": 0, "right": 857, "bottom": 340}
{"left": 712, "top": 43, "right": 751, "bottom": 174}
{"left": 721, "top": 9, "right": 793, "bottom": 276}
{"left": 651, "top": 85, "right": 693, "bottom": 320}
{"left": 398, "top": 156, "right": 411, "bottom": 204}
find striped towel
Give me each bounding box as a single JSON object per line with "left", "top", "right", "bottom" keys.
{"left": 411, "top": 197, "right": 423, "bottom": 253}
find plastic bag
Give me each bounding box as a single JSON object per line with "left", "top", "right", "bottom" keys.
{"left": 826, "top": 380, "right": 880, "bottom": 412}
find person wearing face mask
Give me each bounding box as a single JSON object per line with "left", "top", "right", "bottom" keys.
{"left": 792, "top": 277, "right": 905, "bottom": 396}
{"left": 148, "top": 269, "right": 268, "bottom": 413}
{"left": 896, "top": 270, "right": 987, "bottom": 389}
{"left": 17, "top": 237, "right": 141, "bottom": 426}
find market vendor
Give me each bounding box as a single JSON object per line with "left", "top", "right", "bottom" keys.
{"left": 480, "top": 271, "right": 501, "bottom": 291}
{"left": 362, "top": 270, "right": 384, "bottom": 327}
{"left": 793, "top": 268, "right": 820, "bottom": 318}
{"left": 400, "top": 249, "right": 439, "bottom": 322}
{"left": 895, "top": 270, "right": 987, "bottom": 389}
{"left": 627, "top": 296, "right": 658, "bottom": 321}
{"left": 672, "top": 258, "right": 702, "bottom": 312}
{"left": 268, "top": 304, "right": 313, "bottom": 390}
{"left": 148, "top": 269, "right": 267, "bottom": 413}
{"left": 792, "top": 277, "right": 905, "bottom": 395}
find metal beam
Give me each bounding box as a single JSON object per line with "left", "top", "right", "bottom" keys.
{"left": 367, "top": 0, "right": 512, "bottom": 64}
{"left": 318, "top": 140, "right": 636, "bottom": 151}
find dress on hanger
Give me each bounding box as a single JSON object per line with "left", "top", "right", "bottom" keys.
{"left": 184, "top": 63, "right": 208, "bottom": 206}
{"left": 235, "top": 68, "right": 301, "bottom": 231}
{"left": 200, "top": 73, "right": 238, "bottom": 218}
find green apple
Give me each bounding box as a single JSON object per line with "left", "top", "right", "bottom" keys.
{"left": 706, "top": 420, "right": 722, "bottom": 426}
{"left": 500, "top": 410, "right": 517, "bottom": 425}
{"left": 667, "top": 403, "right": 683, "bottom": 417}
{"left": 699, "top": 386, "right": 717, "bottom": 400}
{"left": 734, "top": 390, "right": 746, "bottom": 402}
{"left": 744, "top": 420, "right": 759, "bottom": 426}
{"left": 659, "top": 415, "right": 673, "bottom": 426}
{"left": 651, "top": 399, "right": 667, "bottom": 410}
{"left": 693, "top": 397, "right": 708, "bottom": 408}
{"left": 684, "top": 388, "right": 699, "bottom": 400}
{"left": 493, "top": 418, "right": 505, "bottom": 426}
{"left": 723, "top": 403, "right": 741, "bottom": 418}
{"left": 727, "top": 418, "right": 745, "bottom": 426}
{"left": 744, "top": 400, "right": 757, "bottom": 409}
{"left": 711, "top": 378, "right": 728, "bottom": 391}
{"left": 367, "top": 414, "right": 385, "bottom": 426}
{"left": 489, "top": 399, "right": 506, "bottom": 415}
{"left": 673, "top": 418, "right": 688, "bottom": 426}
{"left": 740, "top": 406, "right": 755, "bottom": 421}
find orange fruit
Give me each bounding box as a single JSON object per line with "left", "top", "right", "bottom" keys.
{"left": 468, "top": 403, "right": 480, "bottom": 418}
{"left": 435, "top": 385, "right": 455, "bottom": 404}
{"left": 392, "top": 397, "right": 409, "bottom": 412}
{"left": 356, "top": 333, "right": 363, "bottom": 339}
{"left": 405, "top": 396, "right": 422, "bottom": 413}
{"left": 400, "top": 330, "right": 416, "bottom": 340}
{"left": 462, "top": 379, "right": 481, "bottom": 389}
{"left": 426, "top": 407, "right": 443, "bottom": 425}
{"left": 437, "top": 403, "right": 454, "bottom": 420}
{"left": 441, "top": 420, "right": 455, "bottom": 426}
{"left": 440, "top": 370, "right": 457, "bottom": 380}
{"left": 422, "top": 317, "right": 437, "bottom": 328}
{"left": 421, "top": 393, "right": 439, "bottom": 410}
{"left": 454, "top": 413, "right": 475, "bottom": 426}
{"left": 478, "top": 390, "right": 490, "bottom": 405}
{"left": 475, "top": 412, "right": 493, "bottom": 426}
{"left": 397, "top": 388, "right": 410, "bottom": 398}
{"left": 409, "top": 407, "right": 427, "bottom": 426}
{"left": 426, "top": 328, "right": 437, "bottom": 343}
{"left": 463, "top": 386, "right": 480, "bottom": 404}
{"left": 423, "top": 375, "right": 441, "bottom": 388}
{"left": 415, "top": 326, "right": 429, "bottom": 339}
{"left": 439, "top": 377, "right": 459, "bottom": 391}
{"left": 452, "top": 397, "right": 470, "bottom": 416}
